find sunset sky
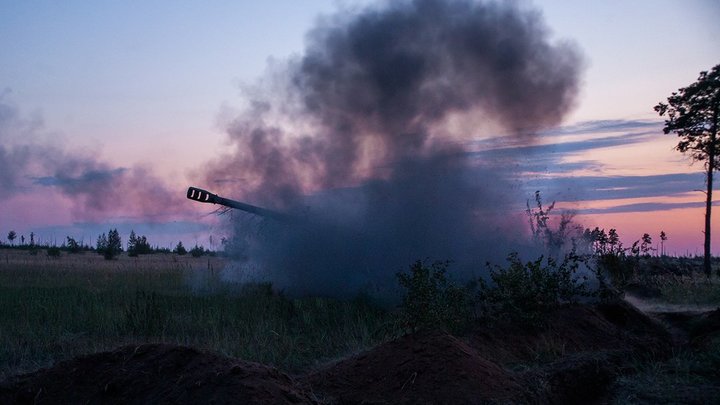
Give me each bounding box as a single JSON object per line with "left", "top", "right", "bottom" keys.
{"left": 1, "top": 0, "right": 719, "bottom": 255}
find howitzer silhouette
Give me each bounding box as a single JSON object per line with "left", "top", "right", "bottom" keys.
{"left": 186, "top": 186, "right": 291, "bottom": 222}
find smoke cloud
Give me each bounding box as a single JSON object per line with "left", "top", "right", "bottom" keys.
{"left": 206, "top": 0, "right": 583, "bottom": 298}
{"left": 0, "top": 92, "right": 187, "bottom": 221}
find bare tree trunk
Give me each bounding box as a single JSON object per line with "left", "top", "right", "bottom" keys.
{"left": 705, "top": 158, "right": 713, "bottom": 277}
{"left": 706, "top": 100, "right": 719, "bottom": 277}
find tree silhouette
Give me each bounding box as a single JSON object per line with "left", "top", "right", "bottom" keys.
{"left": 655, "top": 64, "right": 720, "bottom": 277}
{"left": 96, "top": 233, "right": 108, "bottom": 254}
{"left": 660, "top": 231, "right": 667, "bottom": 257}
{"left": 174, "top": 241, "right": 187, "bottom": 255}
{"left": 127, "top": 230, "right": 152, "bottom": 256}
{"left": 66, "top": 236, "right": 81, "bottom": 253}
{"left": 97, "top": 229, "right": 122, "bottom": 260}
{"left": 106, "top": 229, "right": 122, "bottom": 260}
{"left": 127, "top": 230, "right": 138, "bottom": 257}
{"left": 135, "top": 235, "right": 151, "bottom": 254}
{"left": 7, "top": 231, "right": 16, "bottom": 246}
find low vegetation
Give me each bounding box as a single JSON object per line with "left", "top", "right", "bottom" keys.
{"left": 396, "top": 260, "right": 472, "bottom": 333}
{"left": 389, "top": 195, "right": 720, "bottom": 402}
{"left": 477, "top": 251, "right": 594, "bottom": 327}
{"left": 0, "top": 250, "right": 396, "bottom": 379}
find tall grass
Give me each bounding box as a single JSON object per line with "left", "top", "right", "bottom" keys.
{"left": 0, "top": 249, "right": 397, "bottom": 379}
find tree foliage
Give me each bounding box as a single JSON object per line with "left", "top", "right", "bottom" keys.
{"left": 127, "top": 230, "right": 152, "bottom": 257}
{"left": 655, "top": 64, "right": 720, "bottom": 277}
{"left": 97, "top": 229, "right": 122, "bottom": 260}
{"left": 106, "top": 229, "right": 122, "bottom": 260}
{"left": 478, "top": 251, "right": 592, "bottom": 327}
{"left": 66, "top": 237, "right": 81, "bottom": 253}
{"left": 174, "top": 241, "right": 187, "bottom": 255}
{"left": 190, "top": 244, "right": 206, "bottom": 258}
{"left": 655, "top": 64, "right": 720, "bottom": 163}
{"left": 396, "top": 260, "right": 472, "bottom": 333}
{"left": 96, "top": 233, "right": 108, "bottom": 253}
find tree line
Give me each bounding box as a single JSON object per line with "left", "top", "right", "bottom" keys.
{"left": 1, "top": 228, "right": 215, "bottom": 260}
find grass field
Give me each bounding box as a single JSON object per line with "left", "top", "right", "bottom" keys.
{"left": 0, "top": 248, "right": 398, "bottom": 379}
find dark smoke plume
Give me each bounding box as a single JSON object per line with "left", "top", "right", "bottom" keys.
{"left": 0, "top": 93, "right": 187, "bottom": 221}
{"left": 207, "top": 0, "right": 583, "bottom": 298}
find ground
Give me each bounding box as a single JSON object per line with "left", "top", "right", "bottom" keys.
{"left": 2, "top": 299, "right": 718, "bottom": 404}
{"left": 0, "top": 250, "right": 719, "bottom": 404}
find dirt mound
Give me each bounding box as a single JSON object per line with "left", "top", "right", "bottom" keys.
{"left": 469, "top": 300, "right": 671, "bottom": 366}
{"left": 624, "top": 282, "right": 662, "bottom": 299}
{"left": 690, "top": 308, "right": 720, "bottom": 344}
{"left": 0, "top": 302, "right": 676, "bottom": 404}
{"left": 464, "top": 301, "right": 672, "bottom": 403}
{"left": 594, "top": 300, "right": 672, "bottom": 351}
{"left": 535, "top": 351, "right": 619, "bottom": 404}
{"left": 304, "top": 302, "right": 669, "bottom": 404}
{"left": 305, "top": 330, "right": 526, "bottom": 404}
{"left": 0, "top": 344, "right": 317, "bottom": 405}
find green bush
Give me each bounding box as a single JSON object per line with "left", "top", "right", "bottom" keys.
{"left": 396, "top": 260, "right": 473, "bottom": 333}
{"left": 396, "top": 253, "right": 601, "bottom": 332}
{"left": 477, "top": 251, "right": 591, "bottom": 327}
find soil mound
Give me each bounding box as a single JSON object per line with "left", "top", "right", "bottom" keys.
{"left": 464, "top": 301, "right": 672, "bottom": 403}
{"left": 0, "top": 302, "right": 677, "bottom": 404}
{"left": 690, "top": 308, "right": 720, "bottom": 344}
{"left": 0, "top": 344, "right": 317, "bottom": 405}
{"left": 469, "top": 300, "right": 671, "bottom": 366}
{"left": 305, "top": 330, "right": 526, "bottom": 404}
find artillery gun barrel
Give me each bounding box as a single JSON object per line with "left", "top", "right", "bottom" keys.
{"left": 186, "top": 186, "right": 290, "bottom": 221}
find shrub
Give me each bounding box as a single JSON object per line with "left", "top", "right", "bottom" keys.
{"left": 190, "top": 244, "right": 205, "bottom": 258}
{"left": 526, "top": 190, "right": 582, "bottom": 257}
{"left": 396, "top": 260, "right": 473, "bottom": 333}
{"left": 477, "top": 251, "right": 591, "bottom": 327}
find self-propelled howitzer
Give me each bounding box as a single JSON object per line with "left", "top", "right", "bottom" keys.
{"left": 186, "top": 186, "right": 292, "bottom": 222}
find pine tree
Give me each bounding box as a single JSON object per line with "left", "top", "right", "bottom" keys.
{"left": 127, "top": 230, "right": 138, "bottom": 257}
{"left": 656, "top": 64, "right": 720, "bottom": 276}
{"left": 7, "top": 230, "right": 16, "bottom": 246}
{"left": 174, "top": 241, "right": 187, "bottom": 255}
{"left": 96, "top": 233, "right": 108, "bottom": 254}
{"left": 105, "top": 229, "right": 122, "bottom": 260}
